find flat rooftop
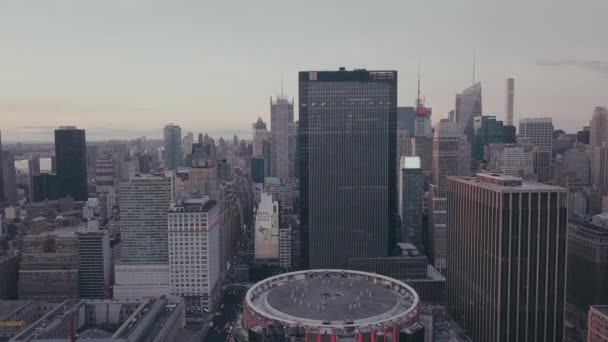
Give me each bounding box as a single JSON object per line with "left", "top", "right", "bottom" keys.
{"left": 26, "top": 225, "right": 82, "bottom": 238}
{"left": 266, "top": 278, "right": 398, "bottom": 321}
{"left": 449, "top": 174, "right": 567, "bottom": 193}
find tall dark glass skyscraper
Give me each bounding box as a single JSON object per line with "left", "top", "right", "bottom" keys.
{"left": 299, "top": 68, "right": 397, "bottom": 269}
{"left": 446, "top": 173, "right": 567, "bottom": 341}
{"left": 54, "top": 126, "right": 88, "bottom": 201}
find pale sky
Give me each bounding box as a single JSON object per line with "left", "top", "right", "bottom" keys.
{"left": 1, "top": 0, "right": 607, "bottom": 142}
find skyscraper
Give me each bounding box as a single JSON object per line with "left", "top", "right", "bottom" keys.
{"left": 399, "top": 157, "right": 424, "bottom": 246}
{"left": 593, "top": 144, "right": 608, "bottom": 195}
{"left": 270, "top": 95, "right": 295, "bottom": 179}
{"left": 163, "top": 124, "right": 182, "bottom": 171}
{"left": 299, "top": 68, "right": 397, "bottom": 269}
{"left": 505, "top": 78, "right": 515, "bottom": 126}
{"left": 566, "top": 219, "right": 608, "bottom": 342}
{"left": 28, "top": 154, "right": 41, "bottom": 200}
{"left": 0, "top": 130, "right": 4, "bottom": 203}
{"left": 473, "top": 115, "right": 504, "bottom": 161}
{"left": 455, "top": 82, "right": 482, "bottom": 144}
{"left": 590, "top": 107, "right": 608, "bottom": 148}
{"left": 429, "top": 120, "right": 470, "bottom": 272}
{"left": 518, "top": 117, "right": 554, "bottom": 151}
{"left": 77, "top": 228, "right": 111, "bottom": 299}
{"left": 118, "top": 175, "right": 172, "bottom": 263}
{"left": 168, "top": 197, "right": 220, "bottom": 310}
{"left": 532, "top": 146, "right": 552, "bottom": 182}
{"left": 1, "top": 150, "right": 17, "bottom": 205}
{"left": 54, "top": 126, "right": 88, "bottom": 201}
{"left": 447, "top": 173, "right": 568, "bottom": 341}
{"left": 252, "top": 117, "right": 268, "bottom": 157}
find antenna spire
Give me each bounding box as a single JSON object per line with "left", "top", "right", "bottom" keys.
{"left": 280, "top": 70, "right": 284, "bottom": 98}
{"left": 417, "top": 62, "right": 421, "bottom": 108}
{"left": 472, "top": 49, "right": 476, "bottom": 85}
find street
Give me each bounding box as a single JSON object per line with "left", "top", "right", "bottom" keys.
{"left": 203, "top": 287, "right": 247, "bottom": 342}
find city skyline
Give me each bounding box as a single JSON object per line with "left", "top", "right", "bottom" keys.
{"left": 2, "top": 1, "right": 608, "bottom": 141}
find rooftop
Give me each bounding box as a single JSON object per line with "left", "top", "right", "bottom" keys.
{"left": 26, "top": 225, "right": 82, "bottom": 238}
{"left": 449, "top": 174, "right": 567, "bottom": 193}
{"left": 266, "top": 278, "right": 397, "bottom": 321}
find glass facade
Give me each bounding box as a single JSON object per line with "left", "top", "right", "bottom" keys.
{"left": 54, "top": 127, "right": 88, "bottom": 201}
{"left": 473, "top": 115, "right": 504, "bottom": 161}
{"left": 299, "top": 69, "right": 397, "bottom": 269}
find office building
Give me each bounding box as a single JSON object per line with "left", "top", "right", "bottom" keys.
{"left": 279, "top": 226, "right": 292, "bottom": 269}
{"left": 254, "top": 192, "right": 279, "bottom": 262}
{"left": 1, "top": 151, "right": 17, "bottom": 205}
{"left": 163, "top": 124, "right": 182, "bottom": 171}
{"left": 54, "top": 126, "right": 88, "bottom": 201}
{"left": 77, "top": 228, "right": 111, "bottom": 299}
{"left": 252, "top": 117, "right": 268, "bottom": 157}
{"left": 0, "top": 131, "right": 3, "bottom": 203}
{"left": 590, "top": 107, "right": 608, "bottom": 148}
{"left": 518, "top": 117, "right": 553, "bottom": 151}
{"left": 168, "top": 197, "right": 220, "bottom": 310}
{"left": 251, "top": 156, "right": 265, "bottom": 183}
{"left": 561, "top": 146, "right": 591, "bottom": 190}
{"left": 28, "top": 154, "right": 41, "bottom": 200}
{"left": 532, "top": 146, "right": 552, "bottom": 182}
{"left": 505, "top": 78, "right": 515, "bottom": 126}
{"left": 32, "top": 173, "right": 59, "bottom": 202}
{"left": 594, "top": 144, "right": 608, "bottom": 195}
{"left": 503, "top": 125, "right": 517, "bottom": 144}
{"left": 566, "top": 219, "right": 608, "bottom": 342}
{"left": 588, "top": 306, "right": 608, "bottom": 342}
{"left": 473, "top": 115, "right": 504, "bottom": 161}
{"left": 298, "top": 68, "right": 397, "bottom": 269}
{"left": 497, "top": 146, "right": 535, "bottom": 179}
{"left": 446, "top": 173, "right": 568, "bottom": 341}
{"left": 19, "top": 226, "right": 80, "bottom": 300}
{"left": 411, "top": 136, "right": 433, "bottom": 175}
{"left": 118, "top": 175, "right": 172, "bottom": 263}
{"left": 183, "top": 131, "right": 194, "bottom": 159}
{"left": 399, "top": 157, "right": 424, "bottom": 246}
{"left": 455, "top": 82, "right": 482, "bottom": 144}
{"left": 270, "top": 95, "right": 295, "bottom": 178}
{"left": 397, "top": 107, "right": 416, "bottom": 134}
{"left": 429, "top": 120, "right": 470, "bottom": 272}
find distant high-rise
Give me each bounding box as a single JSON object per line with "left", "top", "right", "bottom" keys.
{"left": 1, "top": 150, "right": 17, "bottom": 205}
{"left": 397, "top": 107, "right": 416, "bottom": 134}
{"left": 252, "top": 117, "right": 268, "bottom": 157}
{"left": 590, "top": 107, "right": 608, "bottom": 148}
{"left": 271, "top": 96, "right": 295, "bottom": 179}
{"left": 118, "top": 175, "right": 172, "bottom": 263}
{"left": 473, "top": 115, "right": 504, "bottom": 161}
{"left": 28, "top": 154, "right": 41, "bottom": 200}
{"left": 566, "top": 219, "right": 608, "bottom": 342}
{"left": 163, "top": 124, "right": 182, "bottom": 171}
{"left": 518, "top": 117, "right": 553, "bottom": 151}
{"left": 447, "top": 173, "right": 567, "bottom": 341}
{"left": 399, "top": 157, "right": 424, "bottom": 246}
{"left": 0, "top": 130, "right": 4, "bottom": 203}
{"left": 429, "top": 120, "right": 470, "bottom": 272}
{"left": 532, "top": 146, "right": 552, "bottom": 182}
{"left": 455, "top": 82, "right": 482, "bottom": 144}
{"left": 593, "top": 144, "right": 608, "bottom": 195}
{"left": 54, "top": 126, "right": 88, "bottom": 201}
{"left": 505, "top": 78, "right": 515, "bottom": 126}
{"left": 32, "top": 174, "right": 58, "bottom": 202}
{"left": 299, "top": 68, "right": 397, "bottom": 269}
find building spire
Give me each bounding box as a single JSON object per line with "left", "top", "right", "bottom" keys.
{"left": 416, "top": 62, "right": 421, "bottom": 108}
{"left": 472, "top": 49, "right": 476, "bottom": 85}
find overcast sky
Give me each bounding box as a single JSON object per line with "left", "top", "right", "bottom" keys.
{"left": 1, "top": 0, "right": 607, "bottom": 141}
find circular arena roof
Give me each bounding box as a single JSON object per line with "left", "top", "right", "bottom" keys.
{"left": 245, "top": 269, "right": 419, "bottom": 330}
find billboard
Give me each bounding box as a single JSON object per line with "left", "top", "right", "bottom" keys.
{"left": 254, "top": 192, "right": 279, "bottom": 260}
